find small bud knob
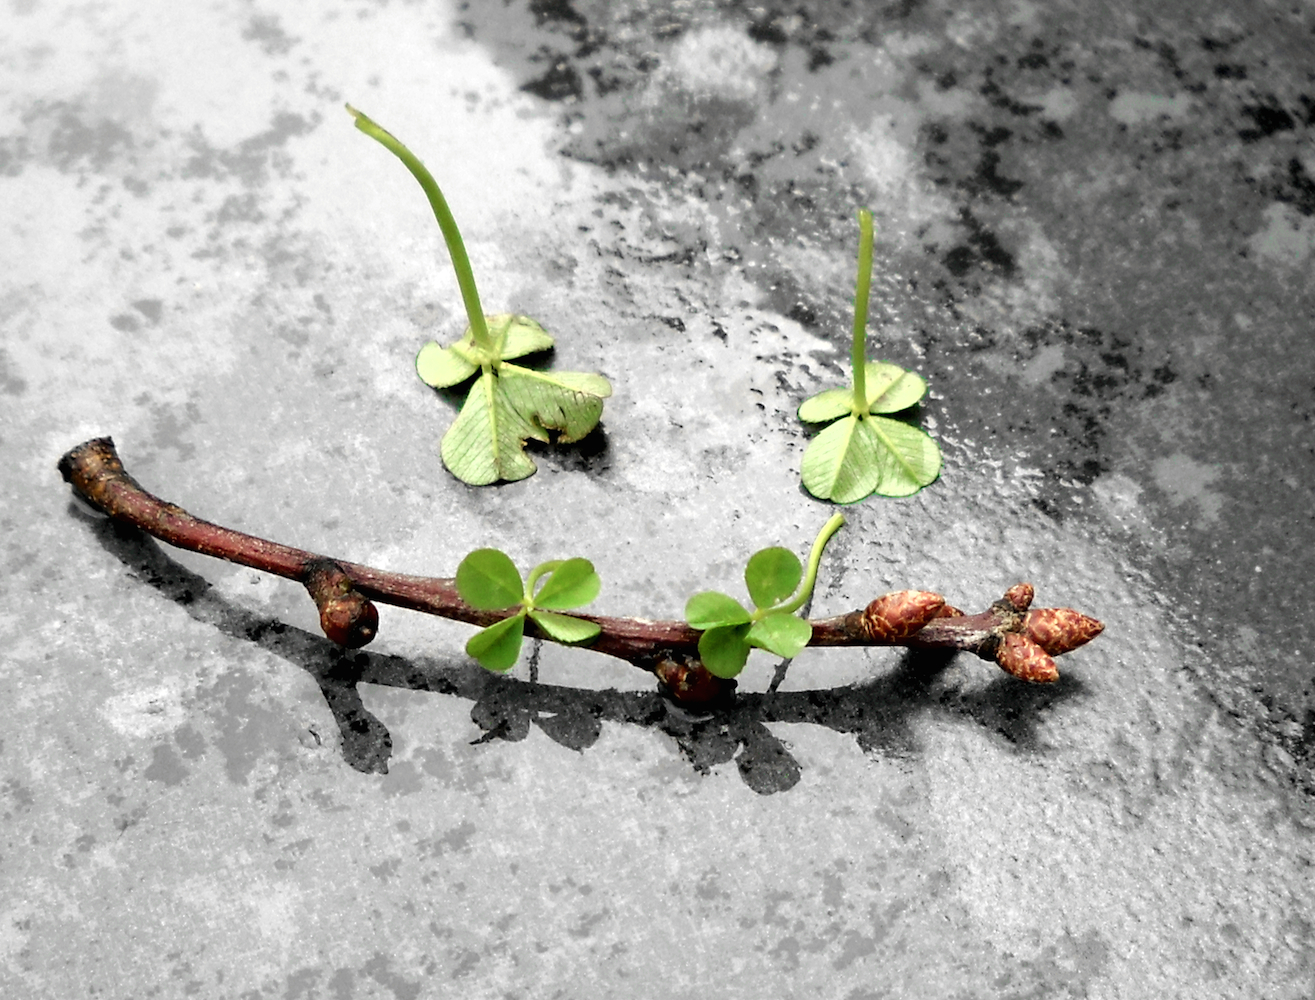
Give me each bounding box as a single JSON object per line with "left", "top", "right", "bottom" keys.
{"left": 1002, "top": 583, "right": 1034, "bottom": 612}
{"left": 304, "top": 559, "right": 379, "bottom": 649}
{"left": 319, "top": 592, "right": 379, "bottom": 648}
{"left": 654, "top": 655, "right": 734, "bottom": 706}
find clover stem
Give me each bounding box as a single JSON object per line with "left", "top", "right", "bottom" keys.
{"left": 347, "top": 105, "right": 492, "bottom": 354}
{"left": 850, "top": 208, "right": 875, "bottom": 418}
{"left": 776, "top": 513, "right": 845, "bottom": 616}
{"left": 523, "top": 560, "right": 561, "bottom": 605}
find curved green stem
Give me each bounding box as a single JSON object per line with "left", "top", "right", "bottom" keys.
{"left": 523, "top": 560, "right": 562, "bottom": 605}
{"left": 850, "top": 208, "right": 875, "bottom": 417}
{"left": 347, "top": 105, "right": 492, "bottom": 355}
{"left": 776, "top": 513, "right": 845, "bottom": 616}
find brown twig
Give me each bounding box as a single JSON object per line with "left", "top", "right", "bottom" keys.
{"left": 58, "top": 437, "right": 1103, "bottom": 704}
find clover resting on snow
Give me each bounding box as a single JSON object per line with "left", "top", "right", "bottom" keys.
{"left": 798, "top": 209, "right": 941, "bottom": 503}
{"left": 348, "top": 105, "right": 611, "bottom": 486}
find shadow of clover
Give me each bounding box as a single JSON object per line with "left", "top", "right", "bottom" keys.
{"left": 89, "top": 516, "right": 1086, "bottom": 795}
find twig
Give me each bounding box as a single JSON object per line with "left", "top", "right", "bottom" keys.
{"left": 58, "top": 438, "right": 1103, "bottom": 704}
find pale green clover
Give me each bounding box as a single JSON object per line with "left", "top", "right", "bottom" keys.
{"left": 684, "top": 515, "right": 843, "bottom": 678}
{"left": 350, "top": 106, "right": 610, "bottom": 485}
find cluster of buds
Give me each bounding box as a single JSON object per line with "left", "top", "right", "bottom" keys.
{"left": 856, "top": 582, "right": 1102, "bottom": 684}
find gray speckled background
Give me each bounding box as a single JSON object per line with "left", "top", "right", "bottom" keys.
{"left": 3, "top": 1, "right": 1314, "bottom": 997}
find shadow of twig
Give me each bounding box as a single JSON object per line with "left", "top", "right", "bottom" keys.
{"left": 87, "top": 516, "right": 1086, "bottom": 794}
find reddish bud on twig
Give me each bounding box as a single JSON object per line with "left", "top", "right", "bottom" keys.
{"left": 319, "top": 593, "right": 380, "bottom": 648}
{"left": 305, "top": 560, "right": 379, "bottom": 649}
{"left": 1023, "top": 608, "right": 1105, "bottom": 656}
{"left": 1003, "top": 583, "right": 1034, "bottom": 612}
{"left": 859, "top": 590, "right": 947, "bottom": 642}
{"left": 653, "top": 654, "right": 734, "bottom": 706}
{"left": 995, "top": 632, "right": 1059, "bottom": 683}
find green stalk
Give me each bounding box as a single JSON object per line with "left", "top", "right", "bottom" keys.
{"left": 776, "top": 513, "right": 845, "bottom": 616}
{"left": 523, "top": 560, "right": 561, "bottom": 605}
{"left": 347, "top": 105, "right": 492, "bottom": 356}
{"left": 850, "top": 208, "right": 875, "bottom": 417}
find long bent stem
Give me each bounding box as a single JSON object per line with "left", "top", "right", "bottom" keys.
{"left": 775, "top": 513, "right": 845, "bottom": 616}
{"left": 347, "top": 105, "right": 492, "bottom": 356}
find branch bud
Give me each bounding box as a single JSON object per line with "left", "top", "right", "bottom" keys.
{"left": 653, "top": 654, "right": 734, "bottom": 706}
{"left": 304, "top": 560, "right": 379, "bottom": 649}
{"left": 1022, "top": 608, "right": 1104, "bottom": 656}
{"left": 860, "top": 590, "right": 947, "bottom": 641}
{"left": 318, "top": 592, "right": 380, "bottom": 648}
{"left": 1002, "top": 583, "right": 1034, "bottom": 612}
{"left": 995, "top": 632, "right": 1059, "bottom": 683}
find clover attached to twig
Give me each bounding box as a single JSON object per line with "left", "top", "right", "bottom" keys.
{"left": 456, "top": 549, "right": 602, "bottom": 671}
{"left": 684, "top": 514, "right": 844, "bottom": 677}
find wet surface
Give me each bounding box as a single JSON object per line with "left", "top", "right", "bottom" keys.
{"left": 461, "top": 0, "right": 1315, "bottom": 786}
{"left": 3, "top": 1, "right": 1315, "bottom": 996}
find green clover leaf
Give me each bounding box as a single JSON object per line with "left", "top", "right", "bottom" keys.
{"left": 743, "top": 547, "right": 803, "bottom": 610}
{"left": 528, "top": 610, "right": 600, "bottom": 644}
{"left": 698, "top": 623, "right": 753, "bottom": 679}
{"left": 798, "top": 210, "right": 941, "bottom": 503}
{"left": 349, "top": 106, "right": 611, "bottom": 486}
{"left": 685, "top": 591, "right": 753, "bottom": 629}
{"left": 465, "top": 614, "right": 526, "bottom": 672}
{"left": 455, "top": 548, "right": 523, "bottom": 609}
{"left": 531, "top": 557, "right": 602, "bottom": 610}
{"left": 746, "top": 612, "right": 813, "bottom": 659}
{"left": 455, "top": 550, "right": 602, "bottom": 671}
{"left": 682, "top": 515, "right": 844, "bottom": 680}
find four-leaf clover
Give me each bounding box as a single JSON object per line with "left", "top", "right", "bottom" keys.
{"left": 416, "top": 315, "right": 611, "bottom": 485}
{"left": 349, "top": 105, "right": 611, "bottom": 486}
